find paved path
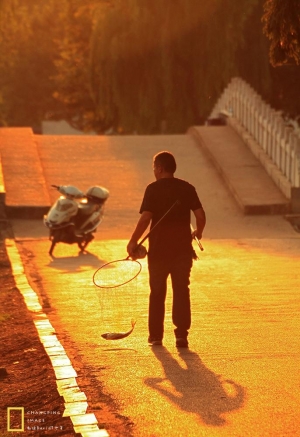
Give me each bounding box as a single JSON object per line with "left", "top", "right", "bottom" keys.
{"left": 0, "top": 123, "right": 292, "bottom": 218}
{"left": 11, "top": 133, "right": 300, "bottom": 436}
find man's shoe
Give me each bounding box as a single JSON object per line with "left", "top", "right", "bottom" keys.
{"left": 176, "top": 338, "right": 188, "bottom": 348}
{"left": 148, "top": 337, "right": 162, "bottom": 346}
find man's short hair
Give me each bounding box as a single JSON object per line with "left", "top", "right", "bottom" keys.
{"left": 154, "top": 151, "right": 177, "bottom": 173}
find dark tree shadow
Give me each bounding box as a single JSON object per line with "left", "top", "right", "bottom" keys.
{"left": 144, "top": 347, "right": 246, "bottom": 426}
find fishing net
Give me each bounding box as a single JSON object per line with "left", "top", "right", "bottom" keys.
{"left": 94, "top": 259, "right": 141, "bottom": 338}
{"left": 93, "top": 259, "right": 142, "bottom": 288}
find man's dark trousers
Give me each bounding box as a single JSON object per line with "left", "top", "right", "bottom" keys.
{"left": 148, "top": 254, "right": 193, "bottom": 340}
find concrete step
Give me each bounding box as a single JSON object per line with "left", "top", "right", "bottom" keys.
{"left": 188, "top": 125, "right": 290, "bottom": 215}
{"left": 0, "top": 128, "right": 50, "bottom": 218}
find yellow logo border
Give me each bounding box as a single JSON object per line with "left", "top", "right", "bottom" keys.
{"left": 7, "top": 407, "right": 25, "bottom": 432}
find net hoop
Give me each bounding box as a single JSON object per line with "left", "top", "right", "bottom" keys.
{"left": 93, "top": 258, "right": 142, "bottom": 289}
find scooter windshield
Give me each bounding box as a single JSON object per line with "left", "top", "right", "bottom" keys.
{"left": 56, "top": 200, "right": 74, "bottom": 212}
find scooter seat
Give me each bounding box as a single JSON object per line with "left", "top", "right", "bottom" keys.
{"left": 78, "top": 202, "right": 96, "bottom": 216}
{"left": 74, "top": 202, "right": 97, "bottom": 229}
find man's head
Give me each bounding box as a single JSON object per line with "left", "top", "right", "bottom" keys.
{"left": 153, "top": 151, "right": 176, "bottom": 179}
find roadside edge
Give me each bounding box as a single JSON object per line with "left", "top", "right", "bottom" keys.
{"left": 4, "top": 238, "right": 109, "bottom": 437}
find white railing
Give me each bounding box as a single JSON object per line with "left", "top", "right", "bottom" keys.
{"left": 211, "top": 77, "right": 300, "bottom": 189}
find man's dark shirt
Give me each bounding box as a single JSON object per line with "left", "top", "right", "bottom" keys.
{"left": 140, "top": 177, "right": 203, "bottom": 259}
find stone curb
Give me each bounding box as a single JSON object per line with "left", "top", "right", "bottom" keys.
{"left": 5, "top": 206, "right": 50, "bottom": 220}
{"left": 227, "top": 117, "right": 292, "bottom": 200}
{"left": 188, "top": 125, "right": 290, "bottom": 215}
{"left": 227, "top": 117, "right": 300, "bottom": 213}
{"left": 5, "top": 239, "right": 109, "bottom": 437}
{"left": 0, "top": 153, "right": 6, "bottom": 205}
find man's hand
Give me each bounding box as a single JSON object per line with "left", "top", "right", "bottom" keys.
{"left": 127, "top": 240, "right": 138, "bottom": 258}
{"left": 191, "top": 227, "right": 204, "bottom": 251}
{"left": 193, "top": 208, "right": 206, "bottom": 240}
{"left": 127, "top": 211, "right": 152, "bottom": 258}
{"left": 191, "top": 228, "right": 202, "bottom": 240}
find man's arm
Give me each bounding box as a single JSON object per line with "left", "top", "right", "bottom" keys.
{"left": 192, "top": 208, "right": 206, "bottom": 240}
{"left": 127, "top": 211, "right": 153, "bottom": 256}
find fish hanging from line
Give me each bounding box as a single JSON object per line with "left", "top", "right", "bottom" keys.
{"left": 101, "top": 319, "right": 136, "bottom": 341}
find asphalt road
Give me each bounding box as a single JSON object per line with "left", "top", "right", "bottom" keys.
{"left": 12, "top": 134, "right": 300, "bottom": 436}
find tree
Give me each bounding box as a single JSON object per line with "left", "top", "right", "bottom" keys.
{"left": 236, "top": 1, "right": 272, "bottom": 99}
{"left": 52, "top": 0, "right": 100, "bottom": 132}
{"left": 3, "top": 0, "right": 291, "bottom": 133}
{"left": 0, "top": 0, "right": 61, "bottom": 129}
{"left": 89, "top": 0, "right": 262, "bottom": 133}
{"left": 262, "top": 0, "right": 300, "bottom": 66}
{"left": 89, "top": 0, "right": 166, "bottom": 133}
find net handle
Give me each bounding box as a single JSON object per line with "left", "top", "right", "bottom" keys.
{"left": 130, "top": 199, "right": 180, "bottom": 258}
{"left": 190, "top": 224, "right": 204, "bottom": 252}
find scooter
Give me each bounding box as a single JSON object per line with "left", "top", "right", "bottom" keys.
{"left": 43, "top": 184, "right": 109, "bottom": 256}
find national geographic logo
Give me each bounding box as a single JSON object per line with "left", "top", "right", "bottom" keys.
{"left": 7, "top": 407, "right": 25, "bottom": 432}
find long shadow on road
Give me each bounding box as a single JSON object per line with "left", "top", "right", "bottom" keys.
{"left": 145, "top": 346, "right": 245, "bottom": 426}
{"left": 47, "top": 251, "right": 104, "bottom": 272}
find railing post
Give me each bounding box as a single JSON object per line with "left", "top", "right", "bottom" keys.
{"left": 275, "top": 118, "right": 283, "bottom": 170}
{"left": 270, "top": 111, "right": 278, "bottom": 163}
{"left": 266, "top": 106, "right": 272, "bottom": 157}
{"left": 294, "top": 134, "right": 300, "bottom": 188}
{"left": 284, "top": 128, "right": 292, "bottom": 180}
{"left": 258, "top": 101, "right": 264, "bottom": 147}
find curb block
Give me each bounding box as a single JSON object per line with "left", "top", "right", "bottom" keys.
{"left": 0, "top": 153, "right": 5, "bottom": 205}
{"left": 5, "top": 239, "right": 109, "bottom": 437}
{"left": 227, "top": 117, "right": 292, "bottom": 200}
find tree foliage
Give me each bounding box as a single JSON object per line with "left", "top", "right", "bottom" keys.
{"left": 0, "top": 0, "right": 60, "bottom": 129}
{"left": 89, "top": 0, "right": 261, "bottom": 133}
{"left": 0, "top": 0, "right": 299, "bottom": 133}
{"left": 52, "top": 1, "right": 99, "bottom": 131}
{"left": 237, "top": 1, "right": 271, "bottom": 99}
{"left": 262, "top": 0, "right": 300, "bottom": 66}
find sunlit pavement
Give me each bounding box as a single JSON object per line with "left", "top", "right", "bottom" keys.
{"left": 12, "top": 134, "right": 300, "bottom": 436}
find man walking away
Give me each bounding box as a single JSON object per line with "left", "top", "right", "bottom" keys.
{"left": 127, "top": 151, "right": 206, "bottom": 348}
